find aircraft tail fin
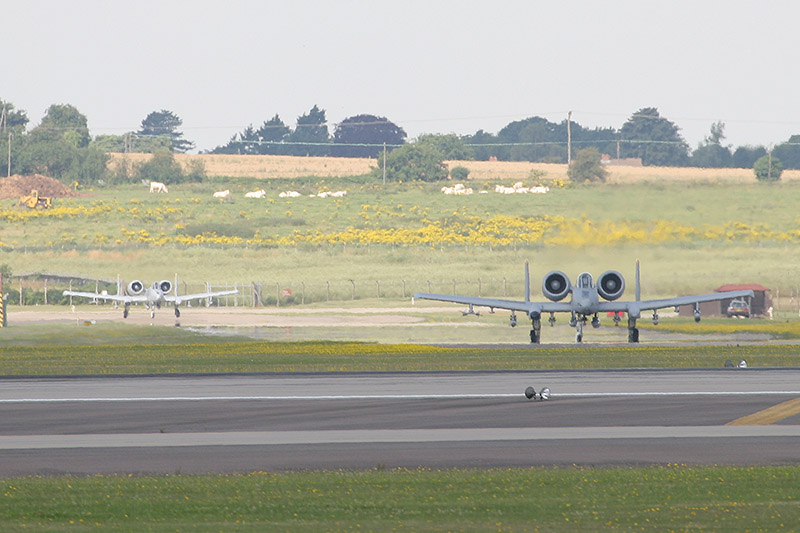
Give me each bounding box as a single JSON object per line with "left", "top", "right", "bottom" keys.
{"left": 524, "top": 261, "right": 531, "bottom": 303}
{"left": 635, "top": 259, "right": 641, "bottom": 302}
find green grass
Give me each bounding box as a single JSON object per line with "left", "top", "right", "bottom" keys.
{"left": 0, "top": 338, "right": 798, "bottom": 375}
{"left": 1, "top": 466, "right": 798, "bottom": 531}
{"left": 3, "top": 179, "right": 800, "bottom": 297}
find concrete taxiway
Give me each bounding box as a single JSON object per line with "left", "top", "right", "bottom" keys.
{"left": 0, "top": 369, "right": 799, "bottom": 475}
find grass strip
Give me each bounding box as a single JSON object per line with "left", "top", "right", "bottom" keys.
{"left": 1, "top": 466, "right": 798, "bottom": 531}
{"left": 0, "top": 340, "right": 798, "bottom": 375}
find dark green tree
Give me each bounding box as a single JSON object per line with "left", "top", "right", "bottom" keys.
{"left": 464, "top": 129, "right": 499, "bottom": 160}
{"left": 567, "top": 147, "right": 608, "bottom": 182}
{"left": 619, "top": 107, "right": 690, "bottom": 166}
{"left": 377, "top": 141, "right": 448, "bottom": 182}
{"left": 0, "top": 99, "right": 29, "bottom": 132}
{"left": 38, "top": 104, "right": 90, "bottom": 147}
{"left": 691, "top": 121, "right": 732, "bottom": 168}
{"left": 771, "top": 135, "right": 800, "bottom": 169}
{"left": 138, "top": 110, "right": 195, "bottom": 153}
{"left": 732, "top": 145, "right": 767, "bottom": 168}
{"left": 754, "top": 153, "right": 783, "bottom": 181}
{"left": 286, "top": 105, "right": 330, "bottom": 156}
{"left": 134, "top": 149, "right": 191, "bottom": 184}
{"left": 332, "top": 114, "right": 406, "bottom": 157}
{"left": 416, "top": 134, "right": 474, "bottom": 160}
{"left": 256, "top": 114, "right": 291, "bottom": 154}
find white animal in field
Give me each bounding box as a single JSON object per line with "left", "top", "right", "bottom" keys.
{"left": 212, "top": 189, "right": 230, "bottom": 199}
{"left": 245, "top": 189, "right": 266, "bottom": 198}
{"left": 530, "top": 186, "right": 550, "bottom": 194}
{"left": 495, "top": 184, "right": 516, "bottom": 194}
{"left": 316, "top": 190, "right": 347, "bottom": 198}
{"left": 279, "top": 191, "right": 302, "bottom": 198}
{"left": 149, "top": 181, "right": 168, "bottom": 193}
{"left": 441, "top": 183, "right": 473, "bottom": 195}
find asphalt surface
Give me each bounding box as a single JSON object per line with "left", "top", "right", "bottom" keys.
{"left": 1, "top": 369, "right": 799, "bottom": 475}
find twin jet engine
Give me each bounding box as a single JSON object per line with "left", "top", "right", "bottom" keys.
{"left": 127, "top": 279, "right": 172, "bottom": 295}
{"left": 542, "top": 270, "right": 626, "bottom": 301}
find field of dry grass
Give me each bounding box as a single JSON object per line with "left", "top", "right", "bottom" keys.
{"left": 107, "top": 152, "right": 800, "bottom": 182}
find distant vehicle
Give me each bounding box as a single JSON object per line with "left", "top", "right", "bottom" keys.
{"left": 726, "top": 299, "right": 751, "bottom": 318}
{"left": 18, "top": 190, "right": 52, "bottom": 209}
{"left": 415, "top": 261, "right": 754, "bottom": 343}
{"left": 64, "top": 278, "right": 237, "bottom": 319}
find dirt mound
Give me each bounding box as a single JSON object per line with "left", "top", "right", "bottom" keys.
{"left": 0, "top": 174, "right": 77, "bottom": 199}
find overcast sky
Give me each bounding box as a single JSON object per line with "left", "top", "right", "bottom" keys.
{"left": 4, "top": 0, "right": 799, "bottom": 153}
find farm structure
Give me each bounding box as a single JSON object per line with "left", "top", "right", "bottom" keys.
{"left": 678, "top": 284, "right": 772, "bottom": 317}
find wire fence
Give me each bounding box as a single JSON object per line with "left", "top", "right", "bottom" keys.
{"left": 4, "top": 276, "right": 530, "bottom": 308}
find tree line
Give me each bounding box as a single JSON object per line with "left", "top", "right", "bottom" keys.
{"left": 1, "top": 96, "right": 798, "bottom": 185}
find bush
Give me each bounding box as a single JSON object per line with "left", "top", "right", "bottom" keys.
{"left": 754, "top": 154, "right": 783, "bottom": 181}
{"left": 450, "top": 166, "right": 470, "bottom": 180}
{"left": 567, "top": 147, "right": 608, "bottom": 182}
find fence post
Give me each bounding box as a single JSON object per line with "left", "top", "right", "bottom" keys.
{"left": 376, "top": 280, "right": 381, "bottom": 298}
{"left": 327, "top": 281, "right": 331, "bottom": 301}
{"left": 44, "top": 278, "right": 48, "bottom": 305}
{"left": 276, "top": 282, "right": 280, "bottom": 308}
{"left": 350, "top": 280, "right": 356, "bottom": 300}
{"left": 402, "top": 280, "right": 406, "bottom": 299}
{"left": 452, "top": 278, "right": 456, "bottom": 294}
{"left": 503, "top": 277, "right": 507, "bottom": 297}
{"left": 478, "top": 278, "right": 481, "bottom": 297}
{"left": 301, "top": 282, "right": 306, "bottom": 305}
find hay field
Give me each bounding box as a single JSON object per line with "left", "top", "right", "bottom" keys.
{"left": 108, "top": 153, "right": 376, "bottom": 179}
{"left": 108, "top": 152, "right": 800, "bottom": 182}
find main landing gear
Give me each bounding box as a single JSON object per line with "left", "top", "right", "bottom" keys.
{"left": 628, "top": 316, "right": 639, "bottom": 343}
{"left": 530, "top": 315, "right": 541, "bottom": 344}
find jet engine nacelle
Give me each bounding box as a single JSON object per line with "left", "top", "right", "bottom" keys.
{"left": 155, "top": 280, "right": 172, "bottom": 293}
{"left": 597, "top": 270, "right": 625, "bottom": 301}
{"left": 127, "top": 280, "right": 144, "bottom": 295}
{"left": 542, "top": 271, "right": 571, "bottom": 302}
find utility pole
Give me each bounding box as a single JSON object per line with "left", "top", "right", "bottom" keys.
{"left": 382, "top": 142, "right": 387, "bottom": 185}
{"left": 6, "top": 133, "right": 11, "bottom": 178}
{"left": 566, "top": 111, "right": 572, "bottom": 165}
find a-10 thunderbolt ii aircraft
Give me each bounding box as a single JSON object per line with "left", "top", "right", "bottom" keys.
{"left": 414, "top": 261, "right": 754, "bottom": 343}
{"left": 63, "top": 278, "right": 238, "bottom": 319}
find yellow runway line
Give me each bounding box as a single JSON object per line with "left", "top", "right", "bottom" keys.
{"left": 726, "top": 397, "right": 800, "bottom": 426}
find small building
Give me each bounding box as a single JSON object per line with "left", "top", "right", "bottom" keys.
{"left": 678, "top": 284, "right": 772, "bottom": 318}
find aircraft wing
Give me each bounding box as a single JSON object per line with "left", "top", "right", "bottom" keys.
{"left": 594, "top": 290, "right": 755, "bottom": 315}
{"left": 165, "top": 289, "right": 239, "bottom": 305}
{"left": 62, "top": 290, "right": 144, "bottom": 304}
{"left": 413, "top": 293, "right": 573, "bottom": 314}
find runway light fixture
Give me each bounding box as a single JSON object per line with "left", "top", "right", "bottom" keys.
{"left": 539, "top": 387, "right": 551, "bottom": 400}
{"left": 525, "top": 386, "right": 536, "bottom": 399}
{"left": 738, "top": 360, "right": 748, "bottom": 368}
{"left": 524, "top": 386, "right": 551, "bottom": 401}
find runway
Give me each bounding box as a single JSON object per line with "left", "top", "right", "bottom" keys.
{"left": 1, "top": 369, "right": 799, "bottom": 475}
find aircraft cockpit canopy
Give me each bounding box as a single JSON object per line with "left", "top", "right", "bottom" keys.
{"left": 577, "top": 272, "right": 593, "bottom": 289}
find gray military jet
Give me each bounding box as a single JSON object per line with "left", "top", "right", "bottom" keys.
{"left": 414, "top": 261, "right": 754, "bottom": 343}
{"left": 63, "top": 278, "right": 238, "bottom": 319}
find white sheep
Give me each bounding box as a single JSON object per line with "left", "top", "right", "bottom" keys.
{"left": 279, "top": 191, "right": 301, "bottom": 198}
{"left": 212, "top": 189, "right": 231, "bottom": 199}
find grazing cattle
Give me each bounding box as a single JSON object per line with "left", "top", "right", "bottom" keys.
{"left": 245, "top": 189, "right": 266, "bottom": 198}
{"left": 149, "top": 181, "right": 168, "bottom": 193}
{"left": 441, "top": 184, "right": 473, "bottom": 195}
{"left": 212, "top": 190, "right": 230, "bottom": 199}
{"left": 279, "top": 191, "right": 302, "bottom": 198}
{"left": 316, "top": 190, "right": 347, "bottom": 198}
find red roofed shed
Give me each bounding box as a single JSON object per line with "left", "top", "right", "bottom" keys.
{"left": 678, "top": 284, "right": 771, "bottom": 318}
